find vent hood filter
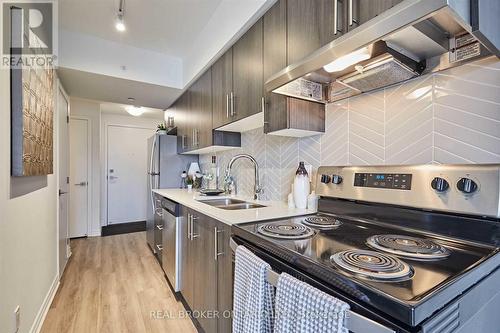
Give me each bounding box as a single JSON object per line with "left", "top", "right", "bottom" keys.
{"left": 339, "top": 57, "right": 420, "bottom": 94}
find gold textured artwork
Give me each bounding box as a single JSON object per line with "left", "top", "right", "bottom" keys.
{"left": 11, "top": 64, "right": 54, "bottom": 176}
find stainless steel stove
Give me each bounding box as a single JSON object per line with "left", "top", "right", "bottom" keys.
{"left": 232, "top": 165, "right": 500, "bottom": 333}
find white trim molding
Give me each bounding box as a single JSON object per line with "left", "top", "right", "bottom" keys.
{"left": 29, "top": 275, "right": 60, "bottom": 333}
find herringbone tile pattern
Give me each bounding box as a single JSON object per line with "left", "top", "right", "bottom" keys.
{"left": 199, "top": 57, "right": 500, "bottom": 200}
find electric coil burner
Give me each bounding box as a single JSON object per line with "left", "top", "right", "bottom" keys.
{"left": 257, "top": 222, "right": 315, "bottom": 240}
{"left": 367, "top": 234, "right": 450, "bottom": 260}
{"left": 302, "top": 215, "right": 342, "bottom": 229}
{"left": 331, "top": 249, "right": 414, "bottom": 281}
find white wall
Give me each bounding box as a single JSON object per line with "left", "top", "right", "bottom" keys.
{"left": 70, "top": 98, "right": 101, "bottom": 236}
{"left": 99, "top": 113, "right": 159, "bottom": 226}
{"left": 0, "top": 68, "right": 59, "bottom": 333}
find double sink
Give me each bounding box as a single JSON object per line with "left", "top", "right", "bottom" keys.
{"left": 198, "top": 198, "right": 266, "bottom": 210}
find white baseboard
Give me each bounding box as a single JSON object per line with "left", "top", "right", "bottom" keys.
{"left": 29, "top": 275, "right": 60, "bottom": 333}
{"left": 89, "top": 228, "right": 101, "bottom": 237}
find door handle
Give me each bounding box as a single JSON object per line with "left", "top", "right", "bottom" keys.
{"left": 191, "top": 215, "right": 199, "bottom": 239}
{"left": 334, "top": 0, "right": 343, "bottom": 34}
{"left": 230, "top": 91, "right": 235, "bottom": 116}
{"left": 214, "top": 227, "right": 224, "bottom": 261}
{"left": 74, "top": 181, "right": 87, "bottom": 186}
{"left": 108, "top": 175, "right": 118, "bottom": 180}
{"left": 58, "top": 189, "right": 67, "bottom": 196}
{"left": 348, "top": 0, "right": 357, "bottom": 26}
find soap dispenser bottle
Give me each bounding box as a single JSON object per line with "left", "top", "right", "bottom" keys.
{"left": 293, "top": 162, "right": 310, "bottom": 209}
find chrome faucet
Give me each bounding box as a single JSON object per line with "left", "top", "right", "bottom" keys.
{"left": 225, "top": 154, "right": 263, "bottom": 200}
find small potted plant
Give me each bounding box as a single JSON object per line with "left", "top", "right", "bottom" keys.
{"left": 157, "top": 123, "right": 167, "bottom": 135}
{"left": 186, "top": 176, "right": 194, "bottom": 191}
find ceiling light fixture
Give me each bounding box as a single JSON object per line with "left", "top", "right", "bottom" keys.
{"left": 126, "top": 105, "right": 144, "bottom": 117}
{"left": 323, "top": 47, "right": 371, "bottom": 73}
{"left": 115, "top": 0, "right": 126, "bottom": 32}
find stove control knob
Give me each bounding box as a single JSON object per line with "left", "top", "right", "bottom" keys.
{"left": 457, "top": 178, "right": 478, "bottom": 194}
{"left": 320, "top": 174, "right": 331, "bottom": 184}
{"left": 331, "top": 175, "right": 343, "bottom": 185}
{"left": 431, "top": 177, "right": 449, "bottom": 192}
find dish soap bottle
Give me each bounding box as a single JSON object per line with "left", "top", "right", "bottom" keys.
{"left": 293, "top": 162, "right": 310, "bottom": 209}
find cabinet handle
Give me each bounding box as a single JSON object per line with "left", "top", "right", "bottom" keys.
{"left": 348, "top": 0, "right": 357, "bottom": 26}
{"left": 156, "top": 244, "right": 163, "bottom": 251}
{"left": 155, "top": 207, "right": 163, "bottom": 217}
{"left": 214, "top": 227, "right": 224, "bottom": 261}
{"left": 226, "top": 94, "right": 230, "bottom": 118}
{"left": 261, "top": 96, "right": 266, "bottom": 114}
{"left": 230, "top": 91, "right": 235, "bottom": 117}
{"left": 195, "top": 129, "right": 199, "bottom": 147}
{"left": 156, "top": 224, "right": 163, "bottom": 231}
{"left": 334, "top": 0, "right": 342, "bottom": 34}
{"left": 182, "top": 135, "right": 186, "bottom": 149}
{"left": 187, "top": 213, "right": 192, "bottom": 240}
{"left": 191, "top": 215, "right": 199, "bottom": 239}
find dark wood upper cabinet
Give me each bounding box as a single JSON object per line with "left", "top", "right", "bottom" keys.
{"left": 191, "top": 69, "right": 213, "bottom": 149}
{"left": 175, "top": 93, "right": 192, "bottom": 154}
{"left": 263, "top": 0, "right": 288, "bottom": 133}
{"left": 349, "top": 0, "right": 403, "bottom": 30}
{"left": 212, "top": 49, "right": 233, "bottom": 129}
{"left": 232, "top": 19, "right": 264, "bottom": 122}
{"left": 264, "top": 0, "right": 325, "bottom": 136}
{"left": 318, "top": 0, "right": 346, "bottom": 46}
{"left": 287, "top": 0, "right": 321, "bottom": 64}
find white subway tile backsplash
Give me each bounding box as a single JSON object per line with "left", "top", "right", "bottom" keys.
{"left": 200, "top": 57, "right": 500, "bottom": 200}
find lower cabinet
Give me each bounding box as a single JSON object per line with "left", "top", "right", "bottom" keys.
{"left": 180, "top": 206, "right": 233, "bottom": 333}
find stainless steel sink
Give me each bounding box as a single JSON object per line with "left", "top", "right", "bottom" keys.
{"left": 198, "top": 198, "right": 266, "bottom": 210}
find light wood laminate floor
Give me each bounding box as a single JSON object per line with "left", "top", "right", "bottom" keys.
{"left": 41, "top": 232, "right": 197, "bottom": 333}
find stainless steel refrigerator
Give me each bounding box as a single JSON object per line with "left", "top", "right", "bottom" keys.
{"left": 146, "top": 134, "right": 198, "bottom": 253}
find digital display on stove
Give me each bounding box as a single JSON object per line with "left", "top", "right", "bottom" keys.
{"left": 354, "top": 173, "right": 412, "bottom": 190}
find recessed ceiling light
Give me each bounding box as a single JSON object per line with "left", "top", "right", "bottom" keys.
{"left": 125, "top": 105, "right": 144, "bottom": 117}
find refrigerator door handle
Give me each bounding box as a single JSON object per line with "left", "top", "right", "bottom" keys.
{"left": 149, "top": 135, "right": 158, "bottom": 211}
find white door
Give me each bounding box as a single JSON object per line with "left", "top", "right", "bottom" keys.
{"left": 107, "top": 125, "right": 153, "bottom": 224}
{"left": 69, "top": 118, "right": 89, "bottom": 238}
{"left": 58, "top": 89, "right": 70, "bottom": 273}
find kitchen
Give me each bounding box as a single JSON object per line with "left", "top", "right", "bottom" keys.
{"left": 0, "top": 0, "right": 499, "bottom": 333}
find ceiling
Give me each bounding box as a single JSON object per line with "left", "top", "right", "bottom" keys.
{"left": 57, "top": 67, "right": 181, "bottom": 109}
{"left": 59, "top": 0, "right": 223, "bottom": 57}
{"left": 100, "top": 102, "right": 164, "bottom": 119}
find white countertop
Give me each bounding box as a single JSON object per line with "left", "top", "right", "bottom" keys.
{"left": 152, "top": 188, "right": 316, "bottom": 225}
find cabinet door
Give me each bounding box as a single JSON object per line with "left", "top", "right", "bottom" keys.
{"left": 176, "top": 93, "right": 192, "bottom": 153}
{"left": 287, "top": 0, "right": 321, "bottom": 64}
{"left": 232, "top": 19, "right": 263, "bottom": 121}
{"left": 263, "top": 0, "right": 287, "bottom": 133}
{"left": 192, "top": 213, "right": 218, "bottom": 333}
{"left": 216, "top": 222, "right": 233, "bottom": 333}
{"left": 318, "top": 0, "right": 345, "bottom": 46}
{"left": 349, "top": 0, "right": 403, "bottom": 30}
{"left": 191, "top": 69, "right": 213, "bottom": 149}
{"left": 212, "top": 49, "right": 233, "bottom": 129}
{"left": 180, "top": 207, "right": 196, "bottom": 309}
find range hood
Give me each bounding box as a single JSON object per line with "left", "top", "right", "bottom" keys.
{"left": 266, "top": 0, "right": 500, "bottom": 103}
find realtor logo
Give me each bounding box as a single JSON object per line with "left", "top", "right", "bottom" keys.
{"left": 1, "top": 1, "right": 57, "bottom": 67}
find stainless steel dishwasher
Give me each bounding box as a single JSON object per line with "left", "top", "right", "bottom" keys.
{"left": 161, "top": 198, "right": 182, "bottom": 292}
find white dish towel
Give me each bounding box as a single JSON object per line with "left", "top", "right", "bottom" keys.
{"left": 274, "top": 272, "right": 350, "bottom": 333}
{"left": 233, "top": 245, "right": 275, "bottom": 333}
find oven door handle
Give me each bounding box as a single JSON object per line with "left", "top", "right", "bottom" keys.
{"left": 230, "top": 237, "right": 396, "bottom": 333}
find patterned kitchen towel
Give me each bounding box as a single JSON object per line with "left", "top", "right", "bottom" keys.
{"left": 233, "top": 245, "right": 275, "bottom": 333}
{"left": 274, "top": 272, "right": 350, "bottom": 333}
